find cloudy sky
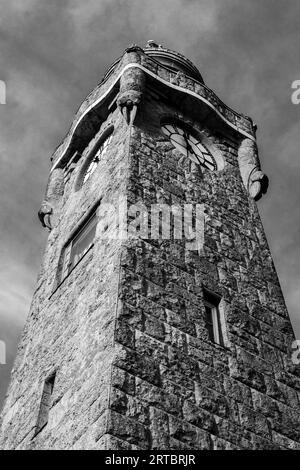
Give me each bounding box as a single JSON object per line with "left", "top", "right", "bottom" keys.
{"left": 0, "top": 0, "right": 300, "bottom": 409}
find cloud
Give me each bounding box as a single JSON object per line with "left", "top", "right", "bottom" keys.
{"left": 0, "top": 261, "right": 35, "bottom": 408}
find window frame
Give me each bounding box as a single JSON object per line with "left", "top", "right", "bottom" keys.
{"left": 61, "top": 211, "right": 97, "bottom": 279}
{"left": 34, "top": 372, "right": 56, "bottom": 437}
{"left": 203, "top": 291, "right": 225, "bottom": 347}
{"left": 82, "top": 133, "right": 112, "bottom": 185}
{"left": 75, "top": 125, "right": 114, "bottom": 191}
{"left": 55, "top": 203, "right": 100, "bottom": 289}
{"left": 204, "top": 300, "right": 224, "bottom": 346}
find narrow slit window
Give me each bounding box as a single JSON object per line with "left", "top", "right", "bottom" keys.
{"left": 204, "top": 294, "right": 224, "bottom": 346}
{"left": 35, "top": 373, "right": 56, "bottom": 436}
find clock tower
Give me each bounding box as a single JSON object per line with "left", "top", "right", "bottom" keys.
{"left": 1, "top": 42, "right": 300, "bottom": 450}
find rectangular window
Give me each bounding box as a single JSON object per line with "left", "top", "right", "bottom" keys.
{"left": 60, "top": 210, "right": 98, "bottom": 281}
{"left": 35, "top": 373, "right": 56, "bottom": 436}
{"left": 204, "top": 293, "right": 224, "bottom": 346}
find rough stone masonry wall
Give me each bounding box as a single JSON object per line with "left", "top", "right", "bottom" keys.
{"left": 105, "top": 98, "right": 300, "bottom": 450}
{"left": 0, "top": 109, "right": 131, "bottom": 450}
{"left": 1, "top": 79, "right": 300, "bottom": 450}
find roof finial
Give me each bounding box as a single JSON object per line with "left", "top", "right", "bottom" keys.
{"left": 146, "top": 40, "right": 162, "bottom": 48}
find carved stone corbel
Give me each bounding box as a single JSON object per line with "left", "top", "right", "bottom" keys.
{"left": 117, "top": 66, "right": 145, "bottom": 126}
{"left": 38, "top": 200, "right": 53, "bottom": 231}
{"left": 117, "top": 90, "right": 141, "bottom": 126}
{"left": 38, "top": 168, "right": 64, "bottom": 231}
{"left": 238, "top": 138, "right": 268, "bottom": 201}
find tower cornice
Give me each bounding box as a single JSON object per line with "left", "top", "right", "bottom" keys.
{"left": 50, "top": 47, "right": 256, "bottom": 172}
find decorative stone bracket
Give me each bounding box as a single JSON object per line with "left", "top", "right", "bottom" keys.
{"left": 117, "top": 89, "right": 141, "bottom": 126}
{"left": 238, "top": 138, "right": 268, "bottom": 201}
{"left": 38, "top": 201, "right": 53, "bottom": 231}
{"left": 117, "top": 66, "right": 145, "bottom": 126}
{"left": 38, "top": 168, "right": 64, "bottom": 231}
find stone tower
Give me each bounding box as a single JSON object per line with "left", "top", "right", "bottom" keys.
{"left": 1, "top": 43, "right": 300, "bottom": 450}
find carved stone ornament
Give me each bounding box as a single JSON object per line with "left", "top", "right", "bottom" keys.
{"left": 38, "top": 168, "right": 64, "bottom": 231}
{"left": 117, "top": 89, "right": 142, "bottom": 126}
{"left": 238, "top": 138, "right": 268, "bottom": 201}
{"left": 38, "top": 200, "right": 53, "bottom": 231}
{"left": 117, "top": 63, "right": 145, "bottom": 127}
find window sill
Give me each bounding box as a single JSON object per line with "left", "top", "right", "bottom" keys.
{"left": 204, "top": 337, "right": 230, "bottom": 352}
{"left": 32, "top": 422, "right": 47, "bottom": 440}
{"left": 212, "top": 341, "right": 231, "bottom": 353}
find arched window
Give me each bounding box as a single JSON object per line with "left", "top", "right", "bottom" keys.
{"left": 76, "top": 126, "right": 113, "bottom": 189}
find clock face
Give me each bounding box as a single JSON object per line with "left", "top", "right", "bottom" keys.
{"left": 161, "top": 123, "right": 216, "bottom": 171}
{"left": 82, "top": 134, "right": 112, "bottom": 184}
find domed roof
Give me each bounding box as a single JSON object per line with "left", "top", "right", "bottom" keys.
{"left": 143, "top": 40, "right": 204, "bottom": 83}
